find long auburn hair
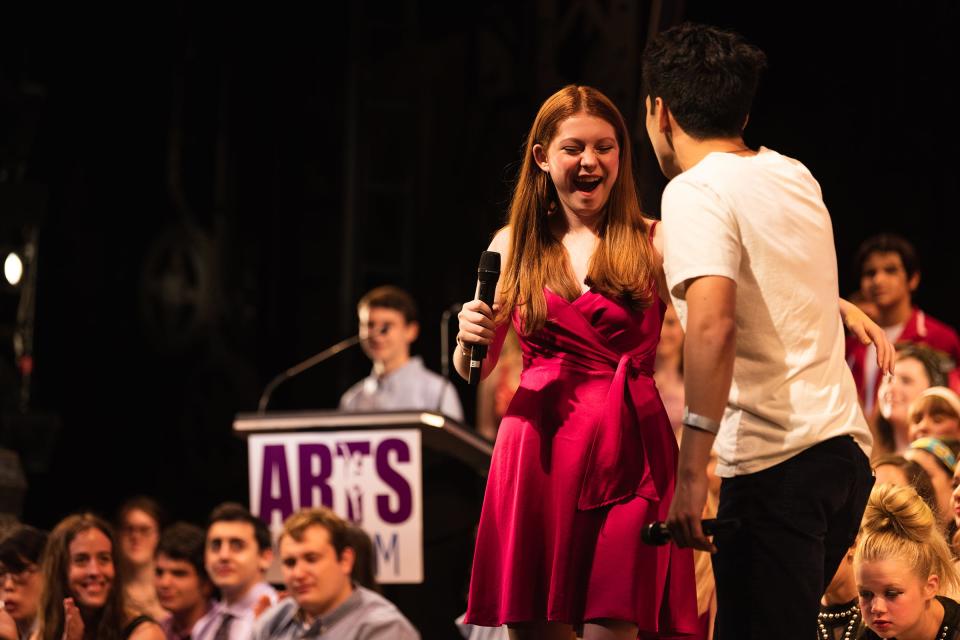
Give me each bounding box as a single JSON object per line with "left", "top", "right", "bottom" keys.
{"left": 38, "top": 513, "right": 129, "bottom": 640}
{"left": 499, "top": 85, "right": 656, "bottom": 333}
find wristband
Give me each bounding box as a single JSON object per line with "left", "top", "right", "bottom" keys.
{"left": 682, "top": 407, "right": 721, "bottom": 434}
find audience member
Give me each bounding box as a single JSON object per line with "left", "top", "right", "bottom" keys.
{"left": 196, "top": 503, "right": 277, "bottom": 640}
{"left": 252, "top": 507, "right": 419, "bottom": 639}
{"left": 344, "top": 524, "right": 378, "bottom": 593}
{"left": 340, "top": 286, "right": 463, "bottom": 420}
{"left": 854, "top": 484, "right": 960, "bottom": 639}
{"left": 36, "top": 513, "right": 163, "bottom": 640}
{"left": 848, "top": 233, "right": 960, "bottom": 415}
{"left": 0, "top": 524, "right": 47, "bottom": 639}
{"left": 872, "top": 454, "right": 938, "bottom": 516}
{"left": 116, "top": 498, "right": 167, "bottom": 622}
{"left": 952, "top": 462, "right": 960, "bottom": 559}
{"left": 155, "top": 523, "right": 216, "bottom": 640}
{"left": 909, "top": 387, "right": 960, "bottom": 443}
{"left": 874, "top": 344, "right": 948, "bottom": 454}
{"left": 905, "top": 438, "right": 960, "bottom": 532}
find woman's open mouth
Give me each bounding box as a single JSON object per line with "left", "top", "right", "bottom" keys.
{"left": 573, "top": 176, "right": 602, "bottom": 193}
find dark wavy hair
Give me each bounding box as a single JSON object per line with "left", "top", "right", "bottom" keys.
{"left": 37, "top": 513, "right": 128, "bottom": 640}
{"left": 156, "top": 522, "right": 210, "bottom": 584}
{"left": 207, "top": 502, "right": 271, "bottom": 552}
{"left": 642, "top": 22, "right": 768, "bottom": 139}
{"left": 856, "top": 233, "right": 920, "bottom": 279}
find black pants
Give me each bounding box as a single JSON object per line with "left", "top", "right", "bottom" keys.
{"left": 712, "top": 435, "right": 873, "bottom": 640}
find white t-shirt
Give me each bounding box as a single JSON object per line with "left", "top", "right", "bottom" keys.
{"left": 662, "top": 147, "right": 872, "bottom": 477}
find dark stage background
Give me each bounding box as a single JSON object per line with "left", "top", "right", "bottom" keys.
{"left": 2, "top": 0, "right": 958, "bottom": 635}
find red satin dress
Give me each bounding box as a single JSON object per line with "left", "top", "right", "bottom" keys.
{"left": 464, "top": 285, "right": 697, "bottom": 636}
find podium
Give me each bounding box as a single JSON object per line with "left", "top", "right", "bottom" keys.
{"left": 234, "top": 410, "right": 492, "bottom": 639}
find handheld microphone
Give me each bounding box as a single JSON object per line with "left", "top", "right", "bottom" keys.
{"left": 640, "top": 518, "right": 741, "bottom": 546}
{"left": 468, "top": 251, "right": 501, "bottom": 385}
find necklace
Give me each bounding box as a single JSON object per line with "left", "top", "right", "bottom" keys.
{"left": 817, "top": 600, "right": 860, "bottom": 640}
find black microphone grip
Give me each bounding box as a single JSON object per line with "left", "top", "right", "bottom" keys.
{"left": 468, "top": 251, "right": 501, "bottom": 385}
{"left": 641, "top": 518, "right": 740, "bottom": 546}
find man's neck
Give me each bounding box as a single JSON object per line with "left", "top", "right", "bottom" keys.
{"left": 674, "top": 134, "right": 754, "bottom": 174}
{"left": 129, "top": 562, "right": 155, "bottom": 585}
{"left": 374, "top": 354, "right": 411, "bottom": 377}
{"left": 173, "top": 600, "right": 212, "bottom": 635}
{"left": 876, "top": 300, "right": 912, "bottom": 329}
{"left": 301, "top": 584, "right": 355, "bottom": 624}
{"left": 222, "top": 580, "right": 258, "bottom": 606}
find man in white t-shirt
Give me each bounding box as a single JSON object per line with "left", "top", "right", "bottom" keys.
{"left": 642, "top": 23, "right": 892, "bottom": 640}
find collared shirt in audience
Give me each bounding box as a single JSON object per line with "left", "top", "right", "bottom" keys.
{"left": 252, "top": 586, "right": 419, "bottom": 639}
{"left": 159, "top": 602, "right": 218, "bottom": 640}
{"left": 195, "top": 581, "right": 278, "bottom": 640}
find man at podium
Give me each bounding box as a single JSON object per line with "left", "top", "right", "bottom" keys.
{"left": 339, "top": 286, "right": 464, "bottom": 421}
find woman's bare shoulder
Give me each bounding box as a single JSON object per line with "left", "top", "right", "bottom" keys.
{"left": 489, "top": 225, "right": 511, "bottom": 253}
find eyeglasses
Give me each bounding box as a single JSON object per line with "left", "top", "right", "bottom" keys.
{"left": 121, "top": 525, "right": 157, "bottom": 537}
{"left": 0, "top": 564, "right": 39, "bottom": 586}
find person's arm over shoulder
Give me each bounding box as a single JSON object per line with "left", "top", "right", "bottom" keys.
{"left": 661, "top": 179, "right": 740, "bottom": 301}
{"left": 454, "top": 227, "right": 512, "bottom": 382}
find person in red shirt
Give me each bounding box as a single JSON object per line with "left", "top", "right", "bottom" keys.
{"left": 847, "top": 233, "right": 960, "bottom": 415}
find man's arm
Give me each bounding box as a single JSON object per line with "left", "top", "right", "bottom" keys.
{"left": 666, "top": 275, "right": 737, "bottom": 552}
{"left": 839, "top": 297, "right": 894, "bottom": 375}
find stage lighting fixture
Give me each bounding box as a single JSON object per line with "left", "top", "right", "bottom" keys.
{"left": 4, "top": 251, "right": 23, "bottom": 286}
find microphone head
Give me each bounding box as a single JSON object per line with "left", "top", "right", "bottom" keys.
{"left": 477, "top": 251, "right": 501, "bottom": 282}
{"left": 640, "top": 522, "right": 670, "bottom": 546}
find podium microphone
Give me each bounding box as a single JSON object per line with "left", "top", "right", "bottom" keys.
{"left": 257, "top": 326, "right": 388, "bottom": 414}
{"left": 641, "top": 518, "right": 741, "bottom": 546}
{"left": 468, "top": 251, "right": 501, "bottom": 385}
{"left": 440, "top": 302, "right": 463, "bottom": 381}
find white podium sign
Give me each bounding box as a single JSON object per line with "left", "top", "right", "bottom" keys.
{"left": 248, "top": 429, "right": 423, "bottom": 584}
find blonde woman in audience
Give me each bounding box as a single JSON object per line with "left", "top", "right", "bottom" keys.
{"left": 874, "top": 345, "right": 948, "bottom": 455}
{"left": 854, "top": 484, "right": 960, "bottom": 638}
{"left": 909, "top": 388, "right": 960, "bottom": 443}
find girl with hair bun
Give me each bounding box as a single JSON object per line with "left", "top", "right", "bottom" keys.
{"left": 855, "top": 484, "right": 960, "bottom": 638}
